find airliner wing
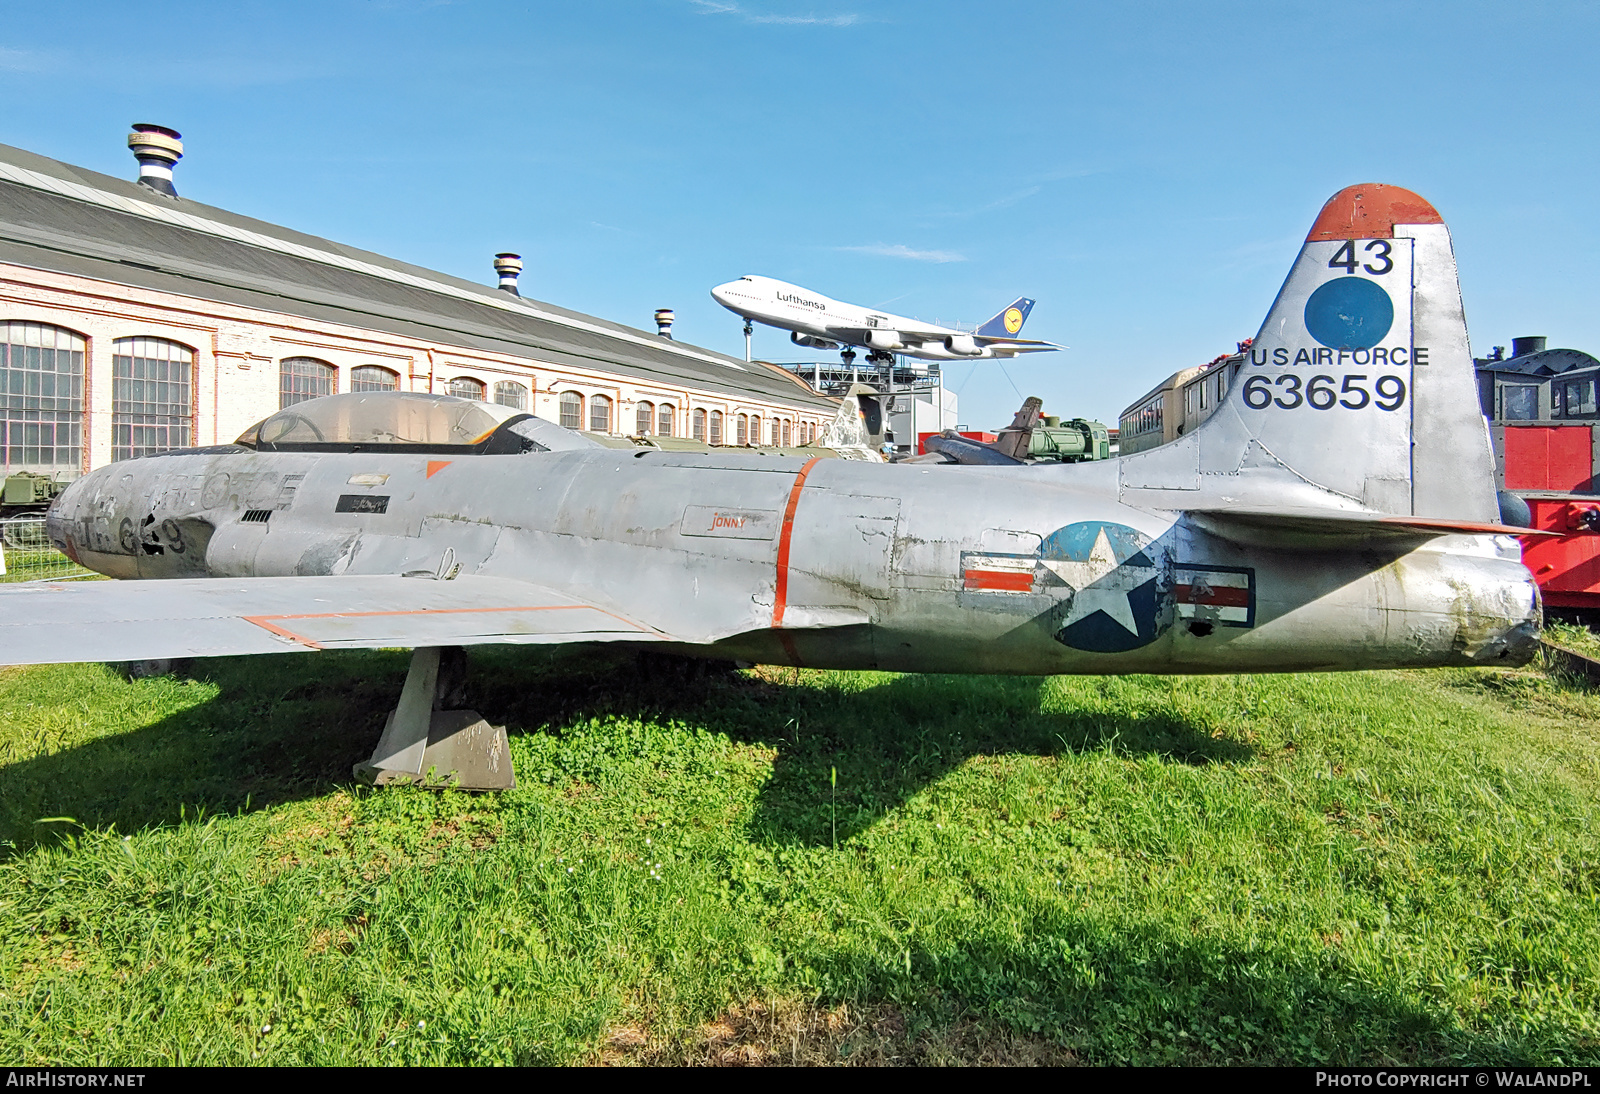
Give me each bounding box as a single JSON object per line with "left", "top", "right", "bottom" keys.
{"left": 0, "top": 574, "right": 679, "bottom": 665}
{"left": 974, "top": 336, "right": 1060, "bottom": 348}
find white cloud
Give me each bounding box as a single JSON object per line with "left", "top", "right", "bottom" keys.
{"left": 0, "top": 47, "right": 52, "bottom": 73}
{"left": 837, "top": 243, "right": 966, "bottom": 263}
{"left": 689, "top": 1, "right": 862, "bottom": 27}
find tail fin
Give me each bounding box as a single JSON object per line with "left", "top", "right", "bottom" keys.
{"left": 976, "top": 297, "right": 1035, "bottom": 338}
{"left": 1115, "top": 183, "right": 1499, "bottom": 523}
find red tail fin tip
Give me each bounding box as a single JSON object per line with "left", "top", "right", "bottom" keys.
{"left": 1306, "top": 183, "right": 1443, "bottom": 242}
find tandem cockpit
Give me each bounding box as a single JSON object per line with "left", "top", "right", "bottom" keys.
{"left": 232, "top": 391, "right": 598, "bottom": 456}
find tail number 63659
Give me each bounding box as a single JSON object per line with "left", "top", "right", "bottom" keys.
{"left": 1242, "top": 373, "right": 1406, "bottom": 412}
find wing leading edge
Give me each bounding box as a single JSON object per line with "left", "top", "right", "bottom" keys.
{"left": 0, "top": 575, "right": 677, "bottom": 666}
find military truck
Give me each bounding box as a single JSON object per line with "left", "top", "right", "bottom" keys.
{"left": 2, "top": 472, "right": 71, "bottom": 549}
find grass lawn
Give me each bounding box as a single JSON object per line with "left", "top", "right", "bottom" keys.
{"left": 1, "top": 644, "right": 1597, "bottom": 1065}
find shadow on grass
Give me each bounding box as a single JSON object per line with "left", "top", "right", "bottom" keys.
{"left": 466, "top": 646, "right": 1254, "bottom": 849}
{"left": 0, "top": 650, "right": 413, "bottom": 856}
{"left": 0, "top": 645, "right": 1251, "bottom": 856}
{"left": 777, "top": 913, "right": 1575, "bottom": 1066}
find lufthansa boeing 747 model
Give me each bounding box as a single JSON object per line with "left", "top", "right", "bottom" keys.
{"left": 710, "top": 275, "right": 1062, "bottom": 364}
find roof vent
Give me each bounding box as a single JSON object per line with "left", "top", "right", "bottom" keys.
{"left": 493, "top": 253, "right": 523, "bottom": 296}
{"left": 654, "top": 308, "right": 675, "bottom": 339}
{"left": 128, "top": 124, "right": 183, "bottom": 197}
{"left": 1512, "top": 335, "right": 1547, "bottom": 358}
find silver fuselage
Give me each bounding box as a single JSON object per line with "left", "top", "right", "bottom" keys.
{"left": 48, "top": 446, "right": 1541, "bottom": 675}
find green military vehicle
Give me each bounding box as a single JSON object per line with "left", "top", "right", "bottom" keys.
{"left": 1027, "top": 415, "right": 1112, "bottom": 463}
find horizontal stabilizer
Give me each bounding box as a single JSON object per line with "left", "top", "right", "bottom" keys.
{"left": 0, "top": 574, "right": 674, "bottom": 666}
{"left": 1185, "top": 508, "right": 1557, "bottom": 548}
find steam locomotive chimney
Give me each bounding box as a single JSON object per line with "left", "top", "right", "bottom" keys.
{"left": 128, "top": 124, "right": 183, "bottom": 197}
{"left": 1511, "top": 335, "right": 1547, "bottom": 358}
{"left": 493, "top": 253, "right": 523, "bottom": 296}
{"left": 654, "top": 308, "right": 675, "bottom": 339}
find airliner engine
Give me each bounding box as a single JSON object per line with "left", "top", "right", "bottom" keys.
{"left": 864, "top": 330, "right": 904, "bottom": 351}
{"left": 790, "top": 332, "right": 840, "bottom": 351}
{"left": 946, "top": 334, "right": 981, "bottom": 356}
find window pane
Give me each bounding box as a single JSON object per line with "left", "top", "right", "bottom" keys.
{"left": 493, "top": 381, "right": 528, "bottom": 410}
{"left": 1503, "top": 385, "right": 1539, "bottom": 421}
{"left": 351, "top": 365, "right": 399, "bottom": 392}
{"left": 0, "top": 322, "right": 84, "bottom": 471}
{"left": 447, "top": 377, "right": 485, "bottom": 401}
{"left": 636, "top": 401, "right": 653, "bottom": 435}
{"left": 114, "top": 337, "right": 193, "bottom": 460}
{"left": 559, "top": 392, "right": 582, "bottom": 430}
{"left": 589, "top": 395, "right": 611, "bottom": 432}
{"left": 658, "top": 404, "right": 673, "bottom": 437}
{"left": 782, "top": 421, "right": 791, "bottom": 447}
{"left": 279, "top": 357, "right": 335, "bottom": 409}
{"left": 736, "top": 415, "right": 747, "bottom": 445}
{"left": 693, "top": 408, "right": 706, "bottom": 441}
{"left": 709, "top": 411, "right": 723, "bottom": 446}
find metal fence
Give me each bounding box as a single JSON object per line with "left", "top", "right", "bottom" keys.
{"left": 0, "top": 514, "right": 96, "bottom": 583}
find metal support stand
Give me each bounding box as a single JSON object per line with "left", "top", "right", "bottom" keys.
{"left": 353, "top": 646, "right": 515, "bottom": 790}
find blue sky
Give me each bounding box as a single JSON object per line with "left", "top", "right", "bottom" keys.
{"left": 3, "top": 0, "right": 1596, "bottom": 429}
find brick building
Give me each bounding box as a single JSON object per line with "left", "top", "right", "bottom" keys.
{"left": 0, "top": 128, "right": 836, "bottom": 481}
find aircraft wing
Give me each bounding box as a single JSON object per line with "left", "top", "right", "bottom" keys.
{"left": 0, "top": 575, "right": 676, "bottom": 666}
{"left": 1185, "top": 508, "right": 1557, "bottom": 548}
{"left": 973, "top": 336, "right": 1060, "bottom": 348}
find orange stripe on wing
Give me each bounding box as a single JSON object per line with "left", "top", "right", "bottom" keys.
{"left": 772, "top": 457, "right": 822, "bottom": 628}
{"left": 241, "top": 602, "right": 654, "bottom": 648}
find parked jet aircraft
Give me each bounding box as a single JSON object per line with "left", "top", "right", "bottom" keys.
{"left": 710, "top": 275, "right": 1062, "bottom": 364}
{"left": 0, "top": 184, "right": 1545, "bottom": 790}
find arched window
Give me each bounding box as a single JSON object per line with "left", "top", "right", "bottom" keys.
{"left": 1, "top": 322, "right": 84, "bottom": 472}
{"left": 806, "top": 422, "right": 815, "bottom": 444}
{"left": 636, "top": 401, "right": 654, "bottom": 435}
{"left": 658, "top": 404, "right": 674, "bottom": 437}
{"left": 351, "top": 365, "right": 399, "bottom": 392}
{"left": 114, "top": 337, "right": 194, "bottom": 461}
{"left": 589, "top": 394, "right": 612, "bottom": 433}
{"left": 559, "top": 391, "right": 582, "bottom": 430}
{"left": 749, "top": 416, "right": 761, "bottom": 446}
{"left": 770, "top": 419, "right": 780, "bottom": 447}
{"left": 736, "top": 414, "right": 748, "bottom": 446}
{"left": 709, "top": 410, "right": 723, "bottom": 446}
{"left": 448, "top": 376, "right": 485, "bottom": 401}
{"left": 494, "top": 381, "right": 528, "bottom": 410}
{"left": 692, "top": 408, "right": 707, "bottom": 441}
{"left": 280, "top": 357, "right": 335, "bottom": 408}
{"left": 782, "top": 420, "right": 792, "bottom": 447}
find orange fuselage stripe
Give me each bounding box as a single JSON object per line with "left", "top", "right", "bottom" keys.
{"left": 772, "top": 457, "right": 823, "bottom": 628}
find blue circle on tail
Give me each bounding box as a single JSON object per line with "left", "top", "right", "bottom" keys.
{"left": 1303, "top": 277, "right": 1393, "bottom": 350}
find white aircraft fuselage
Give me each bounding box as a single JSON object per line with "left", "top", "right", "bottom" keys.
{"left": 710, "top": 275, "right": 1059, "bottom": 361}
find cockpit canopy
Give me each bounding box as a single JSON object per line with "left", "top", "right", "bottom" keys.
{"left": 234, "top": 391, "right": 595, "bottom": 455}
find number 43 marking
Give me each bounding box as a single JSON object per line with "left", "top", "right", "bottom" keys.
{"left": 1329, "top": 239, "right": 1393, "bottom": 275}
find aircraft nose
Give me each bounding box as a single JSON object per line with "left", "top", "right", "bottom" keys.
{"left": 710, "top": 282, "right": 738, "bottom": 309}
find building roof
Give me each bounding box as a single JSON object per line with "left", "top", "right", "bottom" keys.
{"left": 1475, "top": 347, "right": 1600, "bottom": 377}
{"left": 0, "top": 141, "right": 833, "bottom": 412}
